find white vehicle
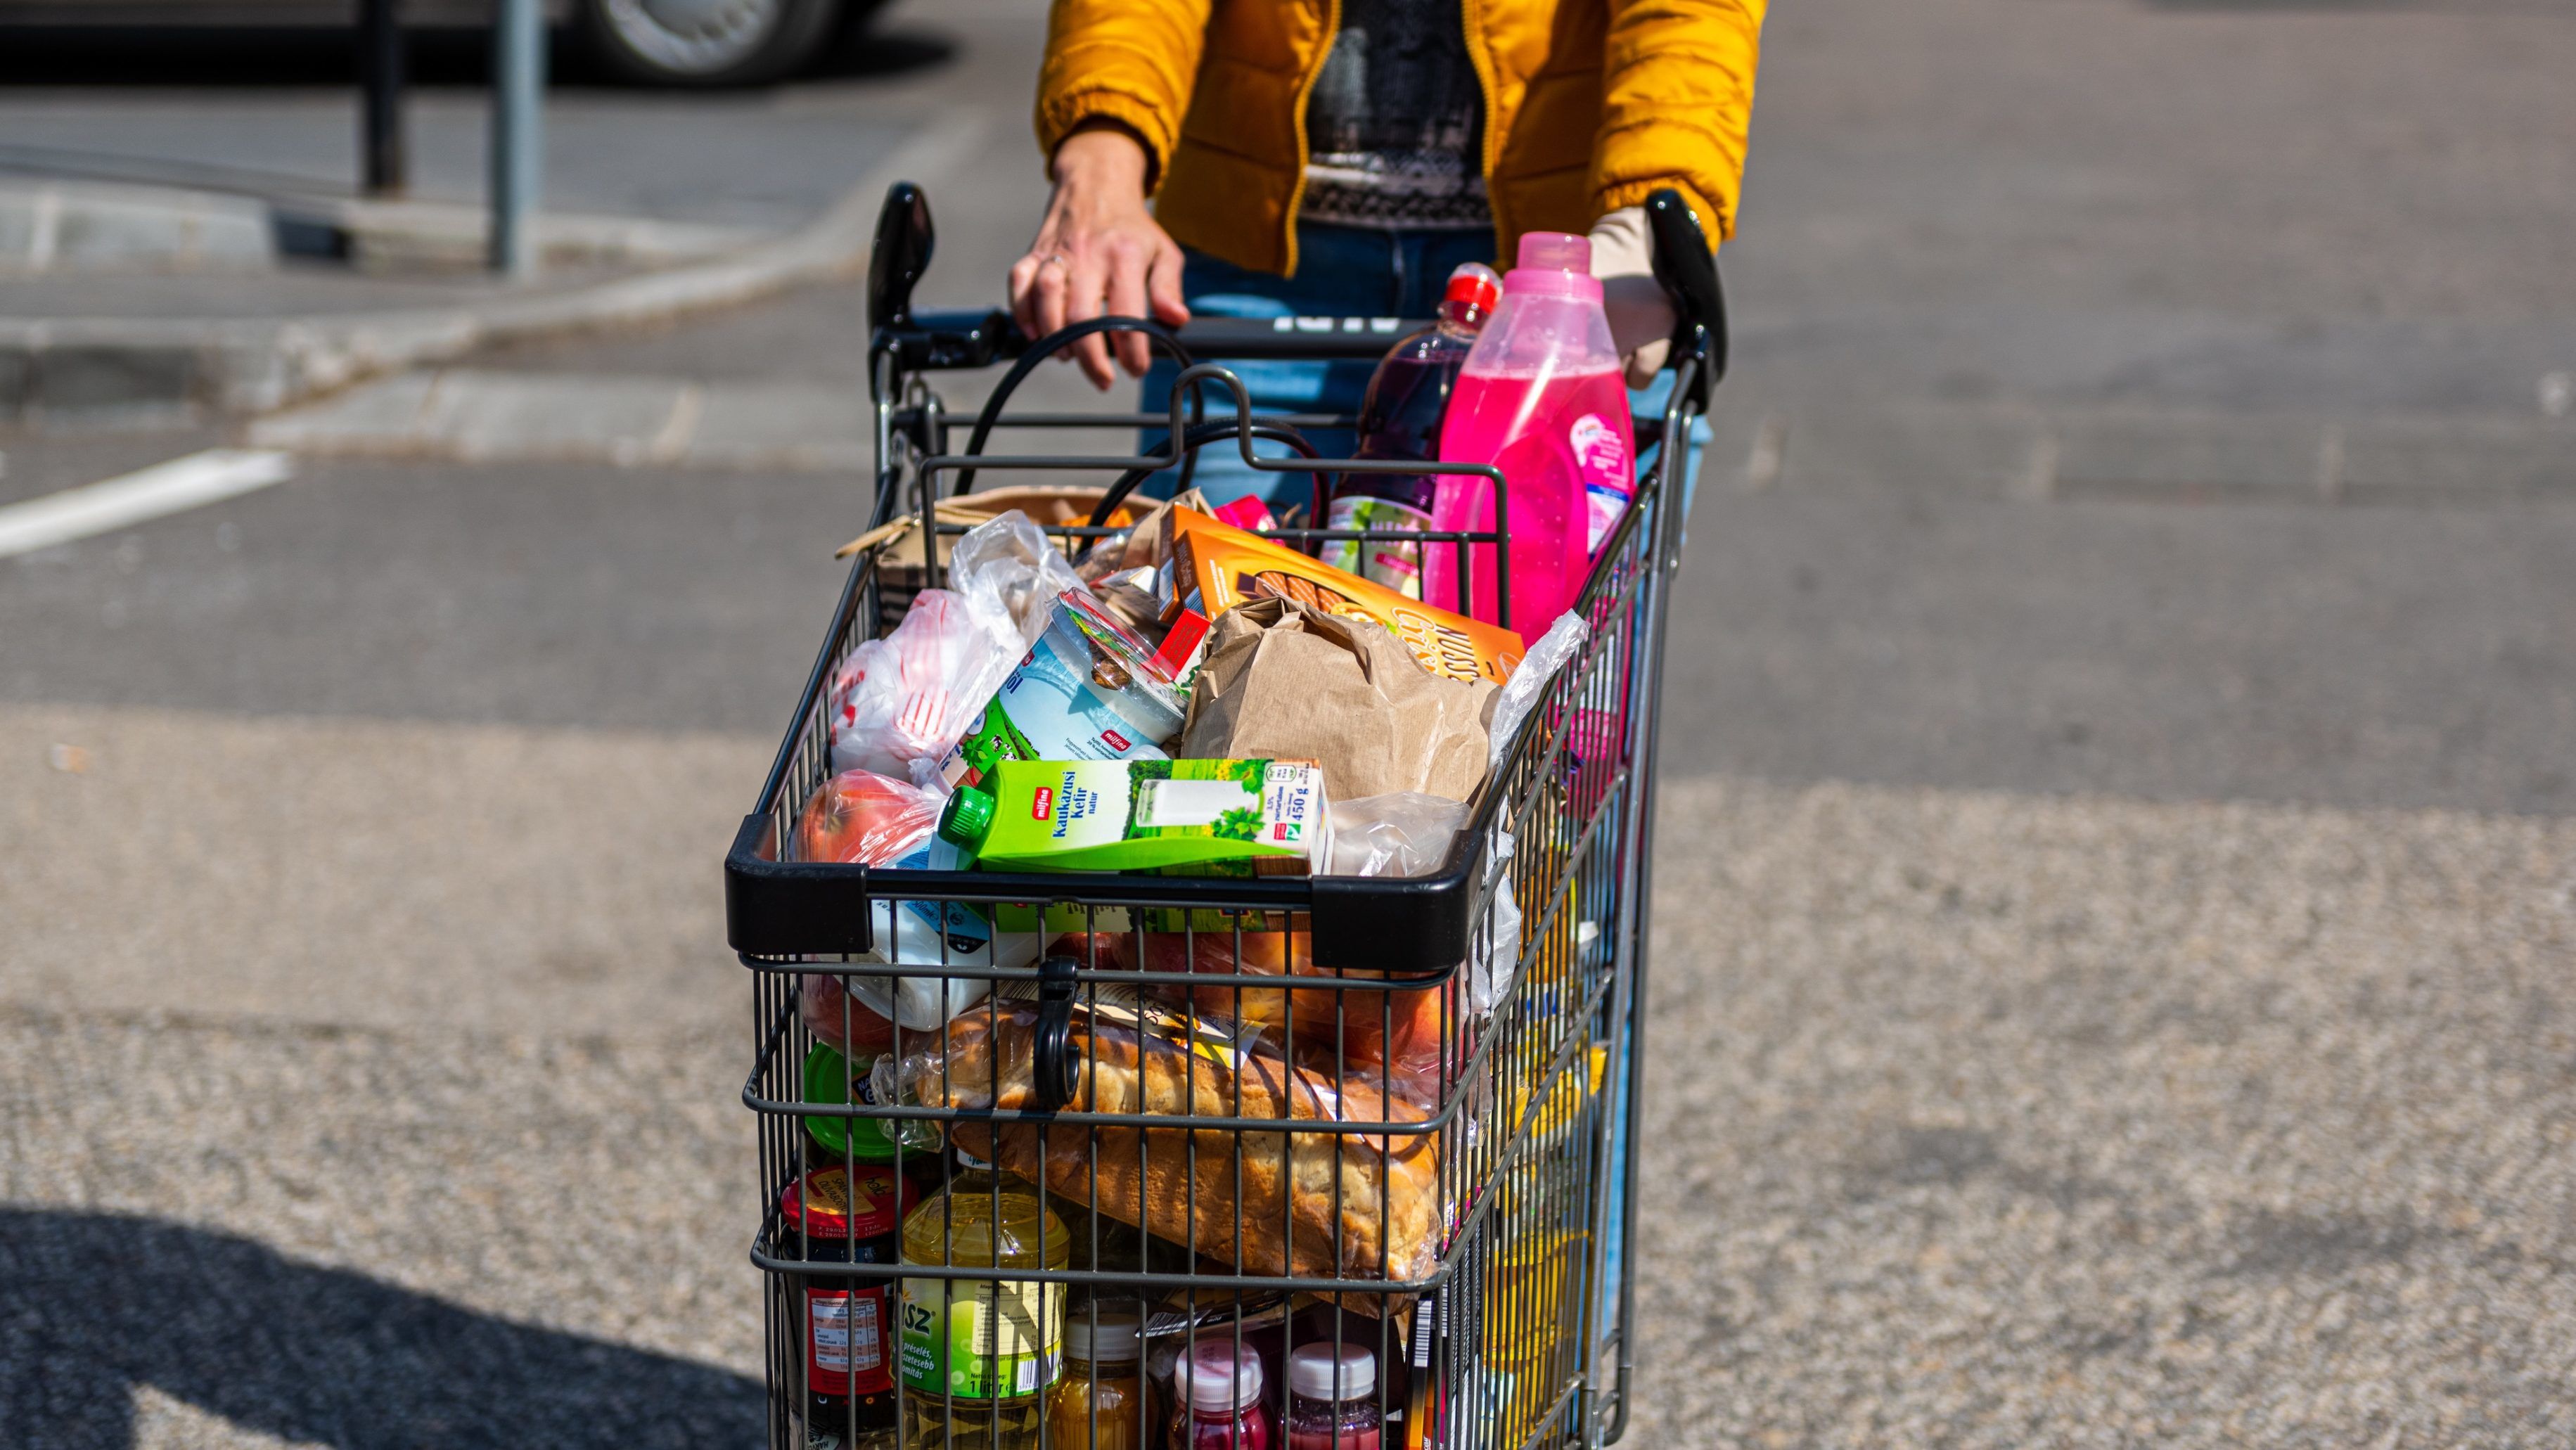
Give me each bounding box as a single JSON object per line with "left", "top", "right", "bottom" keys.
{"left": 0, "top": 0, "right": 876, "bottom": 86}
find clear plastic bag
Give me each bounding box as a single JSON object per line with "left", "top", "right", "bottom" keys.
{"left": 825, "top": 587, "right": 1016, "bottom": 781}
{"left": 1326, "top": 793, "right": 1470, "bottom": 878}
{"left": 949, "top": 505, "right": 1089, "bottom": 643}
{"left": 1485, "top": 610, "right": 1589, "bottom": 769}
{"left": 827, "top": 509, "right": 1089, "bottom": 782}
{"left": 794, "top": 768, "right": 945, "bottom": 866}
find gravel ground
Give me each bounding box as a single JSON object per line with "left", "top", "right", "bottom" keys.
{"left": 9, "top": 716, "right": 2572, "bottom": 1445}
{"left": 0, "top": 1008, "right": 760, "bottom": 1449}
{"left": 1629, "top": 778, "right": 2576, "bottom": 1447}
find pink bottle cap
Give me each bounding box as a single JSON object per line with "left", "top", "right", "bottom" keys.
{"left": 1504, "top": 231, "right": 1601, "bottom": 302}
{"left": 1516, "top": 232, "right": 1591, "bottom": 272}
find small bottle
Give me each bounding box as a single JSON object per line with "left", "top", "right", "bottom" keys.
{"left": 1168, "top": 1340, "right": 1274, "bottom": 1450}
{"left": 1047, "top": 1305, "right": 1148, "bottom": 1450}
{"left": 1283, "top": 1344, "right": 1380, "bottom": 1450}
{"left": 1319, "top": 262, "right": 1503, "bottom": 598}
{"left": 782, "top": 1165, "right": 911, "bottom": 1450}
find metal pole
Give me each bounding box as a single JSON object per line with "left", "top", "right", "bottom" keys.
{"left": 358, "top": 0, "right": 406, "bottom": 195}
{"left": 489, "top": 0, "right": 545, "bottom": 276}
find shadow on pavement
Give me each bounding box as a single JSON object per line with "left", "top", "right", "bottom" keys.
{"left": 0, "top": 1206, "right": 763, "bottom": 1449}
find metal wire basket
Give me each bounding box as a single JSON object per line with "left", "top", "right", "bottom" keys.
{"left": 724, "top": 182, "right": 1722, "bottom": 1450}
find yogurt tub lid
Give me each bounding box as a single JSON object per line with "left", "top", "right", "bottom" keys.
{"left": 1289, "top": 1342, "right": 1377, "bottom": 1401}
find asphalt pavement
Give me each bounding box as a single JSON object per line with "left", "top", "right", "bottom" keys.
{"left": 4, "top": 0, "right": 2575, "bottom": 1444}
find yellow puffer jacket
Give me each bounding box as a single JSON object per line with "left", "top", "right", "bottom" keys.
{"left": 1037, "top": 0, "right": 1764, "bottom": 276}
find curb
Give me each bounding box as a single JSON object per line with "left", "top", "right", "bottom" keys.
{"left": 0, "top": 113, "right": 986, "bottom": 421}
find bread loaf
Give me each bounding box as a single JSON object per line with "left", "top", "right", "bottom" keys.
{"left": 903, "top": 1001, "right": 1441, "bottom": 1288}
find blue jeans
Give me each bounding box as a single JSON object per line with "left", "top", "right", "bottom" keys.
{"left": 1139, "top": 221, "right": 1707, "bottom": 525}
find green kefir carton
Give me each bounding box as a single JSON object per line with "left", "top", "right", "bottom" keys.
{"left": 935, "top": 758, "right": 1331, "bottom": 877}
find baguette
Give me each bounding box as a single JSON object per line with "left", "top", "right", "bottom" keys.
{"left": 904, "top": 1001, "right": 1441, "bottom": 1288}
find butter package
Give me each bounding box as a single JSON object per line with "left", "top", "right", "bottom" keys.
{"left": 936, "top": 758, "right": 1332, "bottom": 878}
{"left": 1165, "top": 506, "right": 1525, "bottom": 687}
{"left": 936, "top": 588, "right": 1185, "bottom": 790}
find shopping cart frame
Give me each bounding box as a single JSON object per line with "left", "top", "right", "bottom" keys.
{"left": 724, "top": 181, "right": 1724, "bottom": 1450}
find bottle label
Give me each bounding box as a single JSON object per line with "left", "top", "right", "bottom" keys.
{"left": 1320, "top": 493, "right": 1432, "bottom": 599}
{"left": 807, "top": 1284, "right": 892, "bottom": 1395}
{"left": 1569, "top": 413, "right": 1634, "bottom": 554}
{"left": 899, "top": 1277, "right": 1063, "bottom": 1399}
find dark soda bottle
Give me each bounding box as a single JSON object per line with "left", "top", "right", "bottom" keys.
{"left": 1319, "top": 262, "right": 1501, "bottom": 598}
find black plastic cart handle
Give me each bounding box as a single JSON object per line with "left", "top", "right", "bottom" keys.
{"left": 864, "top": 179, "right": 1725, "bottom": 376}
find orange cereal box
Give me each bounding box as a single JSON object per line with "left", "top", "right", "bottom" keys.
{"left": 1167, "top": 506, "right": 1525, "bottom": 686}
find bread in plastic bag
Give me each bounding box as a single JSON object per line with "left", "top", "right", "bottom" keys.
{"left": 895, "top": 995, "right": 1438, "bottom": 1289}
{"left": 1055, "top": 923, "right": 1452, "bottom": 1109}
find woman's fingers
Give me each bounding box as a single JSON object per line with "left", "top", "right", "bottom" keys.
{"left": 1028, "top": 245, "right": 1074, "bottom": 345}
{"left": 1061, "top": 253, "right": 1118, "bottom": 390}
{"left": 1006, "top": 250, "right": 1046, "bottom": 340}
{"left": 1148, "top": 234, "right": 1191, "bottom": 328}
{"left": 1105, "top": 239, "right": 1155, "bottom": 378}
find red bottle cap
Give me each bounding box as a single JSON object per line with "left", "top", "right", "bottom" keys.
{"left": 780, "top": 1164, "right": 912, "bottom": 1240}
{"left": 1443, "top": 262, "right": 1502, "bottom": 318}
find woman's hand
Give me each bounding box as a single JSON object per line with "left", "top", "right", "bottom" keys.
{"left": 1008, "top": 123, "right": 1191, "bottom": 390}
{"left": 1589, "top": 206, "right": 1676, "bottom": 389}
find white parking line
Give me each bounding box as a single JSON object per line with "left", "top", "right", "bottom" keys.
{"left": 0, "top": 449, "right": 294, "bottom": 560}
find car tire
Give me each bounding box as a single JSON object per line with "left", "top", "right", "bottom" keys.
{"left": 578, "top": 0, "right": 841, "bottom": 86}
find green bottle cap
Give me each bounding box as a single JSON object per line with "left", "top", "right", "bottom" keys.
{"left": 938, "top": 785, "right": 997, "bottom": 850}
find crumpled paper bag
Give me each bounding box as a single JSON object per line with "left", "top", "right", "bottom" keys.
{"left": 1179, "top": 596, "right": 1495, "bottom": 802}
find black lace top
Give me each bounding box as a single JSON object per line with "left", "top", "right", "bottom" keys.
{"left": 1300, "top": 0, "right": 1492, "bottom": 231}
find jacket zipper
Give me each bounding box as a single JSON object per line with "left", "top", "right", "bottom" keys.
{"left": 1281, "top": 0, "right": 1342, "bottom": 276}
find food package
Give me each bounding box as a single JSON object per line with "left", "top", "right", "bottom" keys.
{"left": 1165, "top": 506, "right": 1525, "bottom": 687}
{"left": 947, "top": 758, "right": 1333, "bottom": 878}
{"left": 1055, "top": 925, "right": 1450, "bottom": 1108}
{"left": 935, "top": 589, "right": 1185, "bottom": 792}
{"left": 1075, "top": 488, "right": 1213, "bottom": 583}
{"left": 897, "top": 998, "right": 1440, "bottom": 1291}
{"left": 826, "top": 510, "right": 1088, "bottom": 783}
{"left": 1180, "top": 597, "right": 1494, "bottom": 803}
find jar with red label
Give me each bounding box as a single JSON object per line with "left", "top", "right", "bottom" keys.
{"left": 781, "top": 1163, "right": 914, "bottom": 1449}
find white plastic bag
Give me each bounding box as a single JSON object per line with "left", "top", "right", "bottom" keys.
{"left": 1473, "top": 827, "right": 1522, "bottom": 1018}
{"left": 1485, "top": 611, "right": 1589, "bottom": 769}
{"left": 826, "top": 510, "right": 1089, "bottom": 781}
{"left": 949, "top": 506, "right": 1088, "bottom": 646}
{"left": 1327, "top": 792, "right": 1471, "bottom": 878}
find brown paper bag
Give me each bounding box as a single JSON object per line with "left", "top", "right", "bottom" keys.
{"left": 1179, "top": 596, "right": 1495, "bottom": 802}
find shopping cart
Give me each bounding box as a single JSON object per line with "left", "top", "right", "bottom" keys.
{"left": 724, "top": 181, "right": 1725, "bottom": 1450}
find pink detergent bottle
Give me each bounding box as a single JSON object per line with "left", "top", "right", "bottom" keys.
{"left": 1424, "top": 231, "right": 1636, "bottom": 637}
